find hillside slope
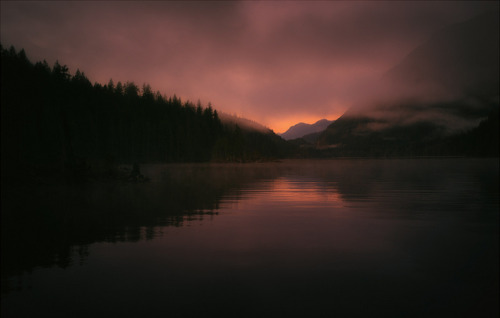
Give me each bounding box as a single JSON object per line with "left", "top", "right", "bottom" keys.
{"left": 317, "top": 11, "right": 499, "bottom": 156}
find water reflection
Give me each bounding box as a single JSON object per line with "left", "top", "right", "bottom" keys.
{"left": 1, "top": 159, "right": 498, "bottom": 317}
{"left": 1, "top": 162, "right": 289, "bottom": 282}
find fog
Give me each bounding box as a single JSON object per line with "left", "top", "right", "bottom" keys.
{"left": 1, "top": 1, "right": 497, "bottom": 132}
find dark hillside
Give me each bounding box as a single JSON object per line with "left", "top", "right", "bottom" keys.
{"left": 0, "top": 45, "right": 289, "bottom": 183}
{"left": 316, "top": 12, "right": 499, "bottom": 157}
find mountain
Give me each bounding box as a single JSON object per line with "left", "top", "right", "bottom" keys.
{"left": 215, "top": 112, "right": 292, "bottom": 161}
{"left": 383, "top": 10, "right": 499, "bottom": 101}
{"left": 317, "top": 11, "right": 499, "bottom": 156}
{"left": 280, "top": 119, "right": 334, "bottom": 140}
{"left": 218, "top": 112, "right": 272, "bottom": 133}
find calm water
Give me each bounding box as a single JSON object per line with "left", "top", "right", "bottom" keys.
{"left": 1, "top": 159, "right": 498, "bottom": 318}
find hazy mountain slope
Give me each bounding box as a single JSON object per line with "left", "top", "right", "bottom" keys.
{"left": 218, "top": 112, "right": 272, "bottom": 133}
{"left": 384, "top": 10, "right": 499, "bottom": 100}
{"left": 318, "top": 11, "right": 499, "bottom": 154}
{"left": 280, "top": 119, "right": 333, "bottom": 140}
{"left": 301, "top": 131, "right": 324, "bottom": 144}
{"left": 216, "top": 112, "right": 292, "bottom": 160}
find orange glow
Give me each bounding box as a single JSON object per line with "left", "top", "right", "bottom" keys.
{"left": 270, "top": 177, "right": 343, "bottom": 204}
{"left": 268, "top": 111, "right": 345, "bottom": 134}
{"left": 234, "top": 177, "right": 344, "bottom": 208}
{"left": 2, "top": 2, "right": 493, "bottom": 135}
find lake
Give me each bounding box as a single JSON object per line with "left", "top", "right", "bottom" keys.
{"left": 1, "top": 159, "right": 498, "bottom": 318}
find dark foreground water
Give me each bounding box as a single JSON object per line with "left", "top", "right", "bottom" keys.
{"left": 1, "top": 159, "right": 498, "bottom": 318}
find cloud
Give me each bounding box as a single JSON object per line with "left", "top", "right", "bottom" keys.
{"left": 1, "top": 1, "right": 497, "bottom": 132}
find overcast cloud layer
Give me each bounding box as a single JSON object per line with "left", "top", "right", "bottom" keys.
{"left": 1, "top": 1, "right": 497, "bottom": 132}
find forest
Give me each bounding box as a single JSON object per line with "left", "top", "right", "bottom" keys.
{"left": 1, "top": 45, "right": 291, "bottom": 182}
{"left": 1, "top": 44, "right": 497, "bottom": 185}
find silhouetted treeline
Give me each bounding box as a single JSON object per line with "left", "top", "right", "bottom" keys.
{"left": 0, "top": 45, "right": 288, "bottom": 180}
{"left": 213, "top": 123, "right": 292, "bottom": 162}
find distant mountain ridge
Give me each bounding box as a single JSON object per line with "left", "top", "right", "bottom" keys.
{"left": 280, "top": 119, "right": 334, "bottom": 140}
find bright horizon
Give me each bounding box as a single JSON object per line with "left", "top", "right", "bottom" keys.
{"left": 1, "top": 1, "right": 497, "bottom": 133}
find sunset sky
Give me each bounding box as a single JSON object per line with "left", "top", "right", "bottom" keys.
{"left": 1, "top": 1, "right": 497, "bottom": 133}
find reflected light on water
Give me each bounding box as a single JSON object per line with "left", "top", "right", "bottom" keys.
{"left": 221, "top": 177, "right": 343, "bottom": 211}
{"left": 1, "top": 159, "right": 498, "bottom": 318}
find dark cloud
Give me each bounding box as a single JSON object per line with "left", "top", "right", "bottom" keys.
{"left": 1, "top": 1, "right": 497, "bottom": 132}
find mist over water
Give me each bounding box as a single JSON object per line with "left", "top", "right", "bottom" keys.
{"left": 1, "top": 159, "right": 498, "bottom": 318}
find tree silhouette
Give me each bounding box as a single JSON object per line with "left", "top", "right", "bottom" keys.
{"left": 1, "top": 44, "right": 290, "bottom": 182}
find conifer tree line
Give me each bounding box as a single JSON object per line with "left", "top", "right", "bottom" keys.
{"left": 1, "top": 45, "right": 289, "bottom": 177}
